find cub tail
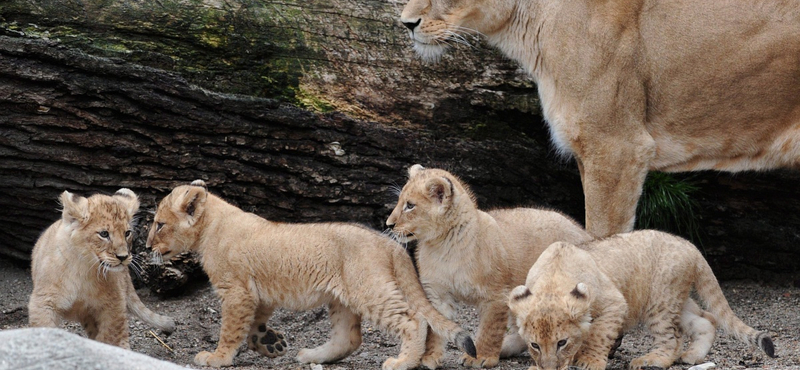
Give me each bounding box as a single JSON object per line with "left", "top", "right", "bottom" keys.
{"left": 126, "top": 276, "right": 176, "bottom": 333}
{"left": 391, "top": 246, "right": 477, "bottom": 358}
{"left": 693, "top": 255, "right": 775, "bottom": 358}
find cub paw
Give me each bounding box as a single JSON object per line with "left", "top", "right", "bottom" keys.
{"left": 574, "top": 355, "right": 607, "bottom": 370}
{"left": 460, "top": 354, "right": 499, "bottom": 368}
{"left": 382, "top": 356, "right": 417, "bottom": 370}
{"left": 194, "top": 351, "right": 233, "bottom": 367}
{"left": 248, "top": 324, "right": 288, "bottom": 358}
{"left": 420, "top": 354, "right": 442, "bottom": 370}
{"left": 629, "top": 356, "right": 667, "bottom": 370}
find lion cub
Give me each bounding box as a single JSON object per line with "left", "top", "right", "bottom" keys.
{"left": 386, "top": 165, "right": 593, "bottom": 368}
{"left": 509, "top": 230, "right": 776, "bottom": 370}
{"left": 147, "top": 180, "right": 476, "bottom": 369}
{"left": 28, "top": 189, "right": 175, "bottom": 348}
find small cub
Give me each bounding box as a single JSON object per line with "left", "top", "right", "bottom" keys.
{"left": 28, "top": 189, "right": 175, "bottom": 348}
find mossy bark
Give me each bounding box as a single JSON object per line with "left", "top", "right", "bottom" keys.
{"left": 1, "top": 0, "right": 799, "bottom": 286}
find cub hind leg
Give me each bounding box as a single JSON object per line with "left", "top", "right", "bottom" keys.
{"left": 499, "top": 318, "right": 526, "bottom": 358}
{"left": 356, "top": 284, "right": 426, "bottom": 370}
{"left": 629, "top": 298, "right": 685, "bottom": 369}
{"left": 297, "top": 299, "right": 363, "bottom": 364}
{"left": 247, "top": 305, "right": 289, "bottom": 358}
{"left": 679, "top": 299, "right": 716, "bottom": 365}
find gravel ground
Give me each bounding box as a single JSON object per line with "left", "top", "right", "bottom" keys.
{"left": 2, "top": 257, "right": 799, "bottom": 370}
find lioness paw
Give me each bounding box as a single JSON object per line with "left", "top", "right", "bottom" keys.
{"left": 248, "top": 324, "right": 288, "bottom": 358}
{"left": 460, "top": 354, "right": 499, "bottom": 368}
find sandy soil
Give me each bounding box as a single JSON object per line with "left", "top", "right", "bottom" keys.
{"left": 2, "top": 257, "right": 799, "bottom": 370}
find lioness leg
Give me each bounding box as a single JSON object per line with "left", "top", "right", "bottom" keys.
{"left": 679, "top": 299, "right": 716, "bottom": 364}
{"left": 195, "top": 286, "right": 257, "bottom": 367}
{"left": 247, "top": 305, "right": 288, "bottom": 358}
{"left": 461, "top": 301, "right": 506, "bottom": 368}
{"left": 297, "top": 299, "right": 362, "bottom": 364}
{"left": 576, "top": 128, "right": 655, "bottom": 238}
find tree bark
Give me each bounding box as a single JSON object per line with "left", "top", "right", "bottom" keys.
{"left": 1, "top": 0, "right": 799, "bottom": 288}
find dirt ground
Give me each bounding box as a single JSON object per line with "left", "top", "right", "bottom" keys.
{"left": 2, "top": 257, "right": 799, "bottom": 370}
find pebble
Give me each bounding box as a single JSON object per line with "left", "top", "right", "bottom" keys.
{"left": 688, "top": 362, "right": 716, "bottom": 370}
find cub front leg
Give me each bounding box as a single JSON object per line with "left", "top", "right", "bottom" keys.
{"left": 574, "top": 305, "right": 626, "bottom": 370}
{"left": 461, "top": 301, "right": 507, "bottom": 368}
{"left": 195, "top": 286, "right": 257, "bottom": 367}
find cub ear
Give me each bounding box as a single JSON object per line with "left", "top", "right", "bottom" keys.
{"left": 113, "top": 188, "right": 140, "bottom": 218}
{"left": 425, "top": 177, "right": 453, "bottom": 204}
{"left": 60, "top": 190, "right": 88, "bottom": 225}
{"left": 408, "top": 164, "right": 425, "bottom": 177}
{"left": 190, "top": 179, "right": 207, "bottom": 189}
{"left": 175, "top": 185, "right": 208, "bottom": 224}
{"left": 570, "top": 282, "right": 589, "bottom": 300}
{"left": 508, "top": 285, "right": 532, "bottom": 314}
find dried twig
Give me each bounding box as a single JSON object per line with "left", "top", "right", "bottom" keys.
{"left": 149, "top": 330, "right": 174, "bottom": 352}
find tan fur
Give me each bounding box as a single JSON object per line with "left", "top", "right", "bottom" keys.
{"left": 146, "top": 180, "right": 475, "bottom": 369}
{"left": 400, "top": 0, "right": 800, "bottom": 238}
{"left": 28, "top": 189, "right": 175, "bottom": 348}
{"left": 386, "top": 165, "right": 592, "bottom": 368}
{"left": 508, "top": 230, "right": 775, "bottom": 370}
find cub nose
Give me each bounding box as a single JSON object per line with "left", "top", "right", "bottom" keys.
{"left": 116, "top": 254, "right": 128, "bottom": 262}
{"left": 402, "top": 19, "right": 421, "bottom": 31}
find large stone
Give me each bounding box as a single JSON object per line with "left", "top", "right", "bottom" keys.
{"left": 0, "top": 328, "right": 185, "bottom": 370}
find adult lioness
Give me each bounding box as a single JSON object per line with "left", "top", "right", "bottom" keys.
{"left": 508, "top": 230, "right": 775, "bottom": 370}
{"left": 147, "top": 180, "right": 475, "bottom": 369}
{"left": 399, "top": 0, "right": 800, "bottom": 238}
{"left": 386, "top": 165, "right": 593, "bottom": 368}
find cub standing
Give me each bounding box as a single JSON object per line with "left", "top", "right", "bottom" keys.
{"left": 28, "top": 189, "right": 175, "bottom": 348}
{"left": 509, "top": 230, "right": 776, "bottom": 370}
{"left": 147, "top": 180, "right": 475, "bottom": 369}
{"left": 386, "top": 165, "right": 593, "bottom": 368}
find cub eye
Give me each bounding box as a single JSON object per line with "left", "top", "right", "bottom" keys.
{"left": 557, "top": 339, "right": 568, "bottom": 348}
{"left": 404, "top": 202, "right": 415, "bottom": 212}
{"left": 156, "top": 222, "right": 165, "bottom": 232}
{"left": 98, "top": 230, "right": 110, "bottom": 239}
{"left": 125, "top": 230, "right": 132, "bottom": 238}
{"left": 529, "top": 342, "right": 539, "bottom": 350}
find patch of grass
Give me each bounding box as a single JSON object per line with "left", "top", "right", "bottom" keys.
{"left": 636, "top": 172, "right": 702, "bottom": 245}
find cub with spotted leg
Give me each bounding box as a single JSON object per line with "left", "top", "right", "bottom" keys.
{"left": 147, "top": 180, "right": 475, "bottom": 369}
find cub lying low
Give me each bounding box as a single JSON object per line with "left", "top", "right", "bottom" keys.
{"left": 386, "top": 165, "right": 593, "bottom": 368}
{"left": 147, "top": 180, "right": 476, "bottom": 369}
{"left": 28, "top": 189, "right": 175, "bottom": 348}
{"left": 509, "top": 230, "right": 776, "bottom": 370}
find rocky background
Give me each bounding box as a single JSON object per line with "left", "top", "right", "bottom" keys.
{"left": 1, "top": 0, "right": 798, "bottom": 289}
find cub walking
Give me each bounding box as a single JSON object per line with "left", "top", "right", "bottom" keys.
{"left": 28, "top": 189, "right": 175, "bottom": 348}
{"left": 509, "top": 230, "right": 776, "bottom": 370}
{"left": 147, "top": 180, "right": 475, "bottom": 369}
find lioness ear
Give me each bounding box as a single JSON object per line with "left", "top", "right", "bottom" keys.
{"left": 113, "top": 188, "right": 140, "bottom": 218}
{"left": 408, "top": 164, "right": 425, "bottom": 177}
{"left": 176, "top": 186, "right": 207, "bottom": 224}
{"left": 60, "top": 190, "right": 88, "bottom": 225}
{"left": 425, "top": 177, "right": 453, "bottom": 204}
